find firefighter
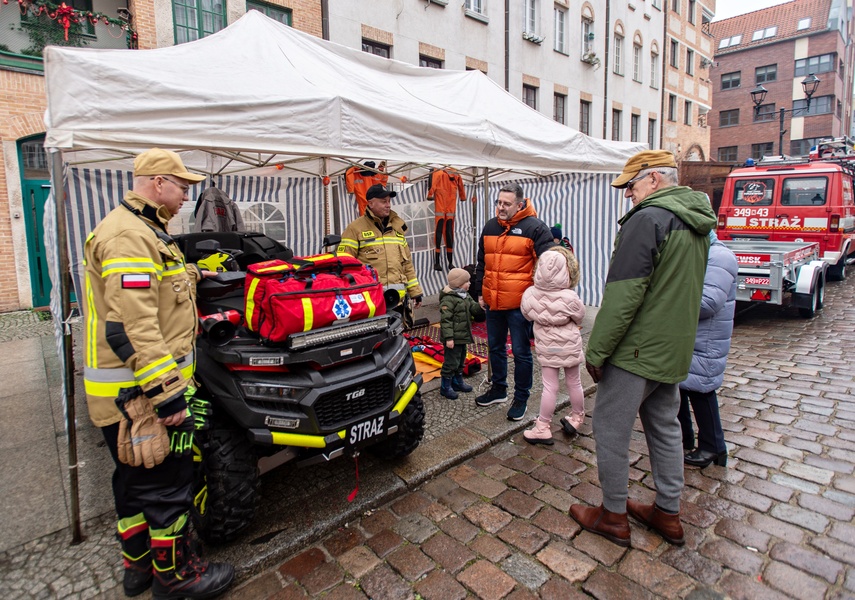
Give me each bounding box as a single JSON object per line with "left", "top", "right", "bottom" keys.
{"left": 427, "top": 168, "right": 467, "bottom": 271}
{"left": 82, "top": 148, "right": 234, "bottom": 599}
{"left": 338, "top": 184, "right": 423, "bottom": 326}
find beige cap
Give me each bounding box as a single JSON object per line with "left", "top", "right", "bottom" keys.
{"left": 447, "top": 268, "right": 470, "bottom": 288}
{"left": 611, "top": 150, "right": 677, "bottom": 188}
{"left": 133, "top": 148, "right": 206, "bottom": 182}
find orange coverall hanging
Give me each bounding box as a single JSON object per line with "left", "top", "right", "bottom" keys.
{"left": 427, "top": 168, "right": 466, "bottom": 271}
{"left": 346, "top": 161, "right": 388, "bottom": 216}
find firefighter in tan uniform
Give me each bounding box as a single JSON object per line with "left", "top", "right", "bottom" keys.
{"left": 82, "top": 148, "right": 234, "bottom": 599}
{"left": 338, "top": 184, "right": 423, "bottom": 326}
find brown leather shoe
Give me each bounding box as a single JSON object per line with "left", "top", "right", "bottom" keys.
{"left": 569, "top": 504, "right": 630, "bottom": 547}
{"left": 626, "top": 499, "right": 685, "bottom": 546}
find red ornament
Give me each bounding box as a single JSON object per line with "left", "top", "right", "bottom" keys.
{"left": 276, "top": 164, "right": 284, "bottom": 170}
{"left": 400, "top": 176, "right": 408, "bottom": 183}
{"left": 322, "top": 176, "right": 330, "bottom": 186}
{"left": 53, "top": 3, "right": 78, "bottom": 41}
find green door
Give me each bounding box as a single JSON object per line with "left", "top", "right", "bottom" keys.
{"left": 21, "top": 180, "right": 52, "bottom": 307}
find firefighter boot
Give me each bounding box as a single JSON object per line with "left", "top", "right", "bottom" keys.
{"left": 451, "top": 373, "right": 473, "bottom": 393}
{"left": 434, "top": 252, "right": 443, "bottom": 271}
{"left": 446, "top": 251, "right": 455, "bottom": 270}
{"left": 439, "top": 377, "right": 459, "bottom": 399}
{"left": 117, "top": 514, "right": 153, "bottom": 597}
{"left": 150, "top": 516, "right": 234, "bottom": 600}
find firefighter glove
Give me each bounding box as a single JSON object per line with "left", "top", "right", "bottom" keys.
{"left": 188, "top": 395, "right": 212, "bottom": 431}
{"left": 167, "top": 412, "right": 194, "bottom": 458}
{"left": 116, "top": 388, "right": 170, "bottom": 468}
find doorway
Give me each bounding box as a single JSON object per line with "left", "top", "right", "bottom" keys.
{"left": 18, "top": 135, "right": 53, "bottom": 308}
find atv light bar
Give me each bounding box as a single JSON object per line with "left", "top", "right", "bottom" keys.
{"left": 287, "top": 316, "right": 392, "bottom": 350}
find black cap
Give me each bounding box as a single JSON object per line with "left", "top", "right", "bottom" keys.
{"left": 366, "top": 184, "right": 397, "bottom": 201}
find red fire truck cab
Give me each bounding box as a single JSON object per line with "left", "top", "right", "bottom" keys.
{"left": 717, "top": 154, "right": 855, "bottom": 281}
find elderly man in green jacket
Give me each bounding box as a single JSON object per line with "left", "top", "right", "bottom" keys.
{"left": 569, "top": 150, "right": 716, "bottom": 548}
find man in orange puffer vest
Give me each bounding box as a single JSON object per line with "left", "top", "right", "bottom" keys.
{"left": 346, "top": 160, "right": 388, "bottom": 216}
{"left": 428, "top": 168, "right": 467, "bottom": 271}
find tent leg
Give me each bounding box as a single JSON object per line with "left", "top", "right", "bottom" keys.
{"left": 480, "top": 167, "right": 491, "bottom": 382}
{"left": 51, "top": 150, "right": 83, "bottom": 545}
{"left": 322, "top": 157, "right": 330, "bottom": 235}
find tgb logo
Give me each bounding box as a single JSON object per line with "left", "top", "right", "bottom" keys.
{"left": 346, "top": 388, "right": 366, "bottom": 401}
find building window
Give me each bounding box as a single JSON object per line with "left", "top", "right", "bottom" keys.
{"left": 794, "top": 53, "right": 836, "bottom": 76}
{"left": 751, "top": 26, "right": 777, "bottom": 41}
{"left": 613, "top": 35, "right": 623, "bottom": 74}
{"left": 685, "top": 49, "right": 694, "bottom": 75}
{"left": 668, "top": 94, "right": 677, "bottom": 121}
{"left": 718, "top": 35, "right": 742, "bottom": 49}
{"left": 633, "top": 44, "right": 642, "bottom": 81}
{"left": 718, "top": 146, "right": 738, "bottom": 162}
{"left": 523, "top": 84, "right": 537, "bottom": 109}
{"left": 721, "top": 71, "right": 740, "bottom": 90}
{"left": 524, "top": 0, "right": 537, "bottom": 34}
{"left": 553, "top": 93, "right": 566, "bottom": 124}
{"left": 419, "top": 55, "right": 443, "bottom": 68}
{"left": 173, "top": 0, "right": 226, "bottom": 44}
{"left": 669, "top": 39, "right": 679, "bottom": 68}
{"left": 631, "top": 114, "right": 640, "bottom": 142}
{"left": 719, "top": 109, "right": 739, "bottom": 127}
{"left": 797, "top": 17, "right": 811, "bottom": 30}
{"left": 753, "top": 103, "right": 776, "bottom": 122}
{"left": 582, "top": 18, "right": 593, "bottom": 54}
{"left": 580, "top": 100, "right": 591, "bottom": 135}
{"left": 684, "top": 100, "right": 692, "bottom": 125}
{"left": 554, "top": 7, "right": 567, "bottom": 53}
{"left": 791, "top": 137, "right": 820, "bottom": 156}
{"left": 688, "top": 0, "right": 696, "bottom": 24}
{"left": 793, "top": 95, "right": 833, "bottom": 115}
{"left": 751, "top": 142, "right": 775, "bottom": 160}
{"left": 246, "top": 0, "right": 291, "bottom": 24}
{"left": 650, "top": 52, "right": 659, "bottom": 88}
{"left": 362, "top": 39, "right": 390, "bottom": 58}
{"left": 648, "top": 118, "right": 657, "bottom": 148}
{"left": 755, "top": 64, "right": 777, "bottom": 84}
{"left": 612, "top": 109, "right": 622, "bottom": 141}
{"left": 671, "top": 0, "right": 680, "bottom": 13}
{"left": 465, "top": 0, "right": 484, "bottom": 13}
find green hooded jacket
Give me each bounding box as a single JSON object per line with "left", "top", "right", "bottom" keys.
{"left": 586, "top": 186, "right": 716, "bottom": 383}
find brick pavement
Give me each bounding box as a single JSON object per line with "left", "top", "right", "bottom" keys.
{"left": 224, "top": 279, "right": 855, "bottom": 600}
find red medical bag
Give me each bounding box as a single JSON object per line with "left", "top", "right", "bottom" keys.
{"left": 245, "top": 253, "right": 386, "bottom": 343}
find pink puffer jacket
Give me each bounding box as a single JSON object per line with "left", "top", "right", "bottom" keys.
{"left": 520, "top": 250, "right": 585, "bottom": 368}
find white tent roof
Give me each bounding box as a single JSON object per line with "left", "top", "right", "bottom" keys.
{"left": 44, "top": 10, "right": 643, "bottom": 175}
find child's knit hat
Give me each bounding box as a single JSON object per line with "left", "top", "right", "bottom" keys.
{"left": 447, "top": 268, "right": 470, "bottom": 288}
{"left": 550, "top": 223, "right": 563, "bottom": 240}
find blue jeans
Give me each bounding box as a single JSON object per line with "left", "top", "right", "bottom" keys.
{"left": 485, "top": 307, "right": 533, "bottom": 403}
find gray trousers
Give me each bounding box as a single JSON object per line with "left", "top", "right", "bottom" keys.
{"left": 592, "top": 364, "right": 684, "bottom": 514}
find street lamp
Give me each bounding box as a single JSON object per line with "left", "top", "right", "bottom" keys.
{"left": 751, "top": 73, "right": 821, "bottom": 158}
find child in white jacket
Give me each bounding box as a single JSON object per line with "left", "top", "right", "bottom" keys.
{"left": 520, "top": 246, "right": 586, "bottom": 444}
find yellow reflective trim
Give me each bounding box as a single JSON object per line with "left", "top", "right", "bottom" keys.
{"left": 134, "top": 354, "right": 177, "bottom": 384}
{"left": 84, "top": 378, "right": 136, "bottom": 398}
{"left": 302, "top": 297, "right": 313, "bottom": 331}
{"left": 363, "top": 291, "right": 376, "bottom": 317}
{"left": 246, "top": 277, "right": 261, "bottom": 329}
{"left": 338, "top": 239, "right": 359, "bottom": 249}
{"left": 85, "top": 272, "right": 97, "bottom": 368}
{"left": 102, "top": 266, "right": 161, "bottom": 279}
{"left": 180, "top": 361, "right": 195, "bottom": 380}
{"left": 270, "top": 431, "right": 328, "bottom": 448}
{"left": 406, "top": 279, "right": 420, "bottom": 289}
{"left": 393, "top": 381, "right": 419, "bottom": 415}
{"left": 306, "top": 253, "right": 336, "bottom": 262}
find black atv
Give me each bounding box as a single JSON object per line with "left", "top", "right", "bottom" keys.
{"left": 174, "top": 231, "right": 425, "bottom": 544}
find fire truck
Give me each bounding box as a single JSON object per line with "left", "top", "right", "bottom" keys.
{"left": 716, "top": 138, "right": 855, "bottom": 281}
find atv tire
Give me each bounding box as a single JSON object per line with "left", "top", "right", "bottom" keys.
{"left": 191, "top": 426, "right": 259, "bottom": 544}
{"left": 370, "top": 392, "right": 425, "bottom": 459}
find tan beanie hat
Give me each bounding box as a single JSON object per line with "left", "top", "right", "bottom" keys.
{"left": 447, "top": 268, "right": 470, "bottom": 288}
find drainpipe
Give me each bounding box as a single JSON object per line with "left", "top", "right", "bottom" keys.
{"left": 504, "top": 0, "right": 510, "bottom": 91}
{"left": 602, "top": 0, "right": 611, "bottom": 139}
{"left": 659, "top": 6, "right": 668, "bottom": 150}
{"left": 321, "top": 0, "right": 329, "bottom": 40}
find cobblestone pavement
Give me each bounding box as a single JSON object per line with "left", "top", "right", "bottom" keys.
{"left": 0, "top": 310, "right": 56, "bottom": 341}
{"left": 224, "top": 279, "right": 855, "bottom": 600}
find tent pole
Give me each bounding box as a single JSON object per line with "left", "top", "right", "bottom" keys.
{"left": 323, "top": 157, "right": 330, "bottom": 236}
{"left": 51, "top": 150, "right": 83, "bottom": 545}
{"left": 481, "top": 167, "right": 491, "bottom": 382}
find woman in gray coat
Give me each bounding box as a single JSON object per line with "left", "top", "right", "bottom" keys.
{"left": 678, "top": 230, "right": 738, "bottom": 467}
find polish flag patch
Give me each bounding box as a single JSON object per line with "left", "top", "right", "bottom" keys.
{"left": 121, "top": 274, "right": 151, "bottom": 289}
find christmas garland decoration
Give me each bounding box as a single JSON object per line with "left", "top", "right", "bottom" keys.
{"left": 3, "top": 0, "right": 138, "bottom": 47}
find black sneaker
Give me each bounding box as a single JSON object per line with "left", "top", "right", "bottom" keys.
{"left": 475, "top": 386, "right": 508, "bottom": 407}
{"left": 506, "top": 399, "right": 527, "bottom": 421}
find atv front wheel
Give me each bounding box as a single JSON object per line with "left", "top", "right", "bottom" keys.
{"left": 191, "top": 426, "right": 259, "bottom": 544}
{"left": 370, "top": 392, "right": 425, "bottom": 459}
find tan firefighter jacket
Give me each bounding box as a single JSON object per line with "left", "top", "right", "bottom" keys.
{"left": 82, "top": 191, "right": 200, "bottom": 427}
{"left": 338, "top": 208, "right": 423, "bottom": 298}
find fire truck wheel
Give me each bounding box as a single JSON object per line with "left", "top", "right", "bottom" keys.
{"left": 369, "top": 392, "right": 425, "bottom": 459}
{"left": 191, "top": 426, "right": 260, "bottom": 544}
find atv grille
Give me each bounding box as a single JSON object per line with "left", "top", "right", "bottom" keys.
{"left": 313, "top": 379, "right": 393, "bottom": 429}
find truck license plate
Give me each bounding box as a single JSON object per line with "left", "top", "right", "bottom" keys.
{"left": 349, "top": 415, "right": 385, "bottom": 445}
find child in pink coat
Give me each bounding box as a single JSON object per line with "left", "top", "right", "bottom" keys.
{"left": 520, "top": 246, "right": 586, "bottom": 444}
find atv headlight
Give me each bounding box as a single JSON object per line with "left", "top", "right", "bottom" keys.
{"left": 387, "top": 341, "right": 409, "bottom": 374}
{"left": 240, "top": 382, "right": 308, "bottom": 403}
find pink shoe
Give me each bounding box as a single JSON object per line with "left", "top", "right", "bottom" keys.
{"left": 560, "top": 411, "right": 585, "bottom": 435}
{"left": 524, "top": 417, "right": 554, "bottom": 445}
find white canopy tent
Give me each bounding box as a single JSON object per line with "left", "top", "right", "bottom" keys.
{"left": 41, "top": 11, "right": 645, "bottom": 541}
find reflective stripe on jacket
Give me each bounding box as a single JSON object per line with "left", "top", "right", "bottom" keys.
{"left": 82, "top": 191, "right": 200, "bottom": 427}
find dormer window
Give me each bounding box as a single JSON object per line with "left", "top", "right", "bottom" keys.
{"left": 718, "top": 35, "right": 742, "bottom": 49}
{"left": 751, "top": 26, "right": 777, "bottom": 41}
{"left": 798, "top": 17, "right": 811, "bottom": 30}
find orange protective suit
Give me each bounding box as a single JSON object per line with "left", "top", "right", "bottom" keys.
{"left": 428, "top": 169, "right": 467, "bottom": 270}
{"left": 346, "top": 163, "right": 388, "bottom": 215}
